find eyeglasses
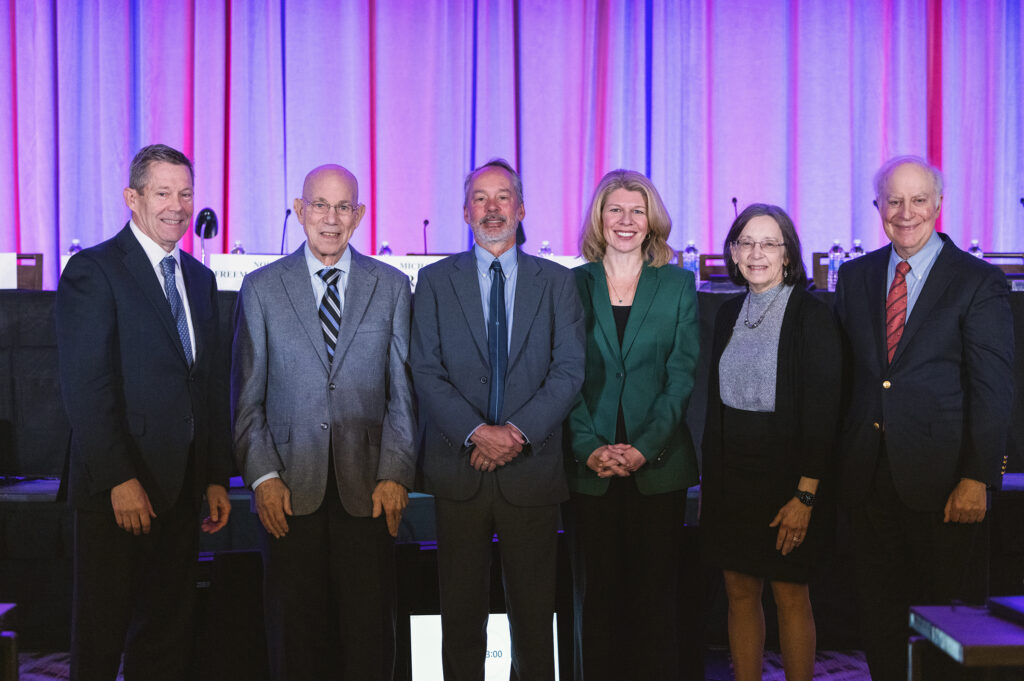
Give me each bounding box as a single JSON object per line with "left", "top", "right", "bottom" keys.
{"left": 730, "top": 239, "right": 785, "bottom": 254}
{"left": 303, "top": 199, "right": 357, "bottom": 217}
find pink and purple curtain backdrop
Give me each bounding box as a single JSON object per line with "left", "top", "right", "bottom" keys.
{"left": 1, "top": 0, "right": 1022, "bottom": 289}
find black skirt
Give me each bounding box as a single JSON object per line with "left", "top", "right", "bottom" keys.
{"left": 701, "top": 405, "right": 824, "bottom": 583}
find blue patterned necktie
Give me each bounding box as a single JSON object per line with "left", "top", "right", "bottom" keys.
{"left": 487, "top": 259, "right": 507, "bottom": 424}
{"left": 160, "top": 256, "right": 193, "bottom": 365}
{"left": 318, "top": 267, "right": 342, "bottom": 362}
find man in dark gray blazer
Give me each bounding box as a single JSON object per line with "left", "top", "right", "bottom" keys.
{"left": 834, "top": 156, "right": 1015, "bottom": 681}
{"left": 57, "top": 144, "right": 232, "bottom": 681}
{"left": 232, "top": 164, "right": 416, "bottom": 681}
{"left": 411, "top": 159, "right": 585, "bottom": 681}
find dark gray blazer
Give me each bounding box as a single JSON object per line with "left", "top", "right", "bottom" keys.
{"left": 231, "top": 245, "right": 416, "bottom": 517}
{"left": 834, "top": 234, "right": 1015, "bottom": 511}
{"left": 410, "top": 249, "right": 585, "bottom": 506}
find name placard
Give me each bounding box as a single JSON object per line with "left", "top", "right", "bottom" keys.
{"left": 0, "top": 253, "right": 16, "bottom": 289}
{"left": 209, "top": 254, "right": 285, "bottom": 291}
{"left": 210, "top": 254, "right": 448, "bottom": 292}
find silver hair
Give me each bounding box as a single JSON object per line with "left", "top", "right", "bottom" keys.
{"left": 873, "top": 155, "right": 943, "bottom": 208}
{"left": 463, "top": 158, "right": 523, "bottom": 208}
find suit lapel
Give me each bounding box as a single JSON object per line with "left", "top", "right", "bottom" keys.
{"left": 331, "top": 248, "right": 377, "bottom": 376}
{"left": 620, "top": 265, "right": 658, "bottom": 360}
{"left": 891, "top": 237, "right": 955, "bottom": 367}
{"left": 279, "top": 247, "right": 330, "bottom": 373}
{"left": 509, "top": 253, "right": 543, "bottom": 367}
{"left": 587, "top": 263, "right": 622, "bottom": 365}
{"left": 116, "top": 225, "right": 189, "bottom": 365}
{"left": 179, "top": 253, "right": 208, "bottom": 365}
{"left": 865, "top": 246, "right": 891, "bottom": 375}
{"left": 451, "top": 251, "right": 488, "bottom": 360}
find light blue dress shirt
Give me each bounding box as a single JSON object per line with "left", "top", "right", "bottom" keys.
{"left": 305, "top": 242, "right": 351, "bottom": 312}
{"left": 474, "top": 243, "right": 517, "bottom": 346}
{"left": 887, "top": 230, "right": 943, "bottom": 320}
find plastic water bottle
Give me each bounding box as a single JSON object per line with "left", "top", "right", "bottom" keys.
{"left": 682, "top": 241, "right": 700, "bottom": 285}
{"left": 230, "top": 240, "right": 245, "bottom": 254}
{"left": 849, "top": 239, "right": 864, "bottom": 259}
{"left": 378, "top": 241, "right": 393, "bottom": 256}
{"left": 538, "top": 240, "right": 553, "bottom": 257}
{"left": 827, "top": 240, "right": 844, "bottom": 292}
{"left": 67, "top": 238, "right": 82, "bottom": 255}
{"left": 968, "top": 240, "right": 984, "bottom": 259}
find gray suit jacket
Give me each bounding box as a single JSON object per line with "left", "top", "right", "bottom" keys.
{"left": 410, "top": 249, "right": 585, "bottom": 505}
{"left": 231, "top": 245, "right": 416, "bottom": 517}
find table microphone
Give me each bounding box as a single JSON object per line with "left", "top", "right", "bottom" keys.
{"left": 280, "top": 208, "right": 292, "bottom": 254}
{"left": 731, "top": 197, "right": 738, "bottom": 218}
{"left": 422, "top": 219, "right": 429, "bottom": 255}
{"left": 195, "top": 208, "right": 218, "bottom": 266}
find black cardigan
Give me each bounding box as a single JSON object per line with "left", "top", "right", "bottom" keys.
{"left": 701, "top": 286, "right": 842, "bottom": 495}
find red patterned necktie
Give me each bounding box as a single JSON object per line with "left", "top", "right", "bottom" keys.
{"left": 885, "top": 261, "right": 911, "bottom": 363}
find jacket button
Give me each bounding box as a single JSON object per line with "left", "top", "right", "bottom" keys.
{"left": 329, "top": 383, "right": 336, "bottom": 390}
{"left": 320, "top": 423, "right": 329, "bottom": 430}
{"left": 873, "top": 422, "right": 880, "bottom": 430}
{"left": 882, "top": 380, "right": 891, "bottom": 389}
{"left": 480, "top": 377, "right": 488, "bottom": 384}
{"left": 616, "top": 372, "right": 623, "bottom": 379}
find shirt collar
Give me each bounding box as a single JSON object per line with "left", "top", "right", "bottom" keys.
{"left": 474, "top": 243, "right": 517, "bottom": 278}
{"left": 889, "top": 229, "right": 943, "bottom": 278}
{"left": 305, "top": 242, "right": 352, "bottom": 277}
{"left": 129, "top": 219, "right": 182, "bottom": 269}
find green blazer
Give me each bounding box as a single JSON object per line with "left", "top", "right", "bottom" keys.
{"left": 566, "top": 261, "right": 700, "bottom": 496}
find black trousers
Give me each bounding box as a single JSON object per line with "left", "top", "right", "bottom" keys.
{"left": 434, "top": 473, "right": 560, "bottom": 681}
{"left": 261, "top": 468, "right": 397, "bottom": 681}
{"left": 851, "top": 451, "right": 987, "bottom": 681}
{"left": 565, "top": 478, "right": 687, "bottom": 681}
{"left": 70, "top": 477, "right": 199, "bottom": 681}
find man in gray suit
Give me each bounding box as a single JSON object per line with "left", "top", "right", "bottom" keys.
{"left": 232, "top": 164, "right": 416, "bottom": 681}
{"left": 411, "top": 159, "right": 585, "bottom": 681}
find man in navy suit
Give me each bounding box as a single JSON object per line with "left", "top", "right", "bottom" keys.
{"left": 411, "top": 159, "right": 585, "bottom": 681}
{"left": 834, "top": 156, "right": 1015, "bottom": 681}
{"left": 57, "top": 144, "right": 232, "bottom": 681}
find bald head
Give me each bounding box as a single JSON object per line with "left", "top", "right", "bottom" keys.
{"left": 303, "top": 164, "right": 359, "bottom": 204}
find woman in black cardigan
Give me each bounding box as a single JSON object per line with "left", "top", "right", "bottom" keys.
{"left": 701, "top": 204, "right": 841, "bottom": 681}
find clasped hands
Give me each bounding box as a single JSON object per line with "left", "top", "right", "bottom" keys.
{"left": 469, "top": 424, "right": 525, "bottom": 472}
{"left": 586, "top": 444, "right": 646, "bottom": 478}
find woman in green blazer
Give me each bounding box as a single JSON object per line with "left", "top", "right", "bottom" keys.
{"left": 564, "top": 170, "right": 699, "bottom": 681}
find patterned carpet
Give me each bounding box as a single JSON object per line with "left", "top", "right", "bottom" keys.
{"left": 19, "top": 649, "right": 869, "bottom": 681}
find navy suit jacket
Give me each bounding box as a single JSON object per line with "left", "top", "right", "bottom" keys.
{"left": 57, "top": 224, "right": 231, "bottom": 512}
{"left": 410, "top": 249, "right": 585, "bottom": 506}
{"left": 834, "top": 233, "right": 1015, "bottom": 511}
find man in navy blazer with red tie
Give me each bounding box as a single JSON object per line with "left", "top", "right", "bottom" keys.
{"left": 57, "top": 144, "right": 232, "bottom": 681}
{"left": 834, "top": 156, "right": 1015, "bottom": 681}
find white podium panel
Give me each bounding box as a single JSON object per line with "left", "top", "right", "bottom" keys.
{"left": 208, "top": 254, "right": 285, "bottom": 291}
{"left": 0, "top": 253, "right": 16, "bottom": 289}
{"left": 209, "top": 254, "right": 446, "bottom": 292}
{"left": 409, "top": 613, "right": 559, "bottom": 681}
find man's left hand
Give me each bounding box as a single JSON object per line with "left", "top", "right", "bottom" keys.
{"left": 944, "top": 478, "right": 987, "bottom": 524}
{"left": 372, "top": 479, "right": 409, "bottom": 537}
{"left": 201, "top": 484, "right": 232, "bottom": 534}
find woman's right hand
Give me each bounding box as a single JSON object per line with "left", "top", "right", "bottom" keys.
{"left": 586, "top": 446, "right": 630, "bottom": 478}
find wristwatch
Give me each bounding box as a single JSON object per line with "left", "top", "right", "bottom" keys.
{"left": 795, "top": 490, "right": 816, "bottom": 507}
